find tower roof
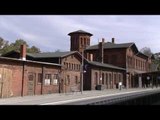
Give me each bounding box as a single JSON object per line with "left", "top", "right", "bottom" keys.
{"left": 68, "top": 30, "right": 93, "bottom": 36}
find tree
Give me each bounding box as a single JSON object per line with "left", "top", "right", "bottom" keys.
{"left": 27, "top": 46, "right": 41, "bottom": 53}
{"left": 55, "top": 49, "right": 61, "bottom": 52}
{"left": 153, "top": 53, "right": 160, "bottom": 71}
{"left": 140, "top": 47, "right": 152, "bottom": 57}
{"left": 10, "top": 39, "right": 29, "bottom": 51}
{"left": 0, "top": 37, "right": 9, "bottom": 54}
{"left": 0, "top": 37, "right": 41, "bottom": 55}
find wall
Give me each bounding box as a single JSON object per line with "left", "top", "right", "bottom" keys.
{"left": 0, "top": 59, "right": 23, "bottom": 98}
{"left": 0, "top": 58, "right": 61, "bottom": 98}
{"left": 85, "top": 48, "right": 126, "bottom": 68}
{"left": 84, "top": 64, "right": 125, "bottom": 90}
{"left": 61, "top": 54, "right": 81, "bottom": 93}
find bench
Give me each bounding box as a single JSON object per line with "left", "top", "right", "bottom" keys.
{"left": 70, "top": 86, "right": 80, "bottom": 93}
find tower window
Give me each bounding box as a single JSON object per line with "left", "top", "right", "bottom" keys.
{"left": 84, "top": 38, "right": 86, "bottom": 45}
{"left": 87, "top": 39, "right": 89, "bottom": 45}
{"left": 81, "top": 38, "right": 83, "bottom": 45}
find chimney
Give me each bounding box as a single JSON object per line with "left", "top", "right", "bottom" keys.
{"left": 20, "top": 44, "right": 26, "bottom": 60}
{"left": 112, "top": 38, "right": 115, "bottom": 43}
{"left": 102, "top": 38, "right": 105, "bottom": 43}
{"left": 90, "top": 54, "right": 93, "bottom": 61}
{"left": 98, "top": 38, "right": 104, "bottom": 63}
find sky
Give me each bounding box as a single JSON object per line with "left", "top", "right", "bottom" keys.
{"left": 0, "top": 15, "right": 160, "bottom": 53}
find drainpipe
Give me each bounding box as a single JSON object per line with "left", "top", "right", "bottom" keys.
{"left": 41, "top": 65, "right": 44, "bottom": 94}
{"left": 20, "top": 44, "right": 26, "bottom": 97}
{"left": 21, "top": 61, "right": 25, "bottom": 97}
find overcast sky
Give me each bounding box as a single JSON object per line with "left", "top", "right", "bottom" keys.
{"left": 0, "top": 15, "right": 160, "bottom": 53}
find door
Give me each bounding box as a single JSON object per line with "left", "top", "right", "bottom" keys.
{"left": 28, "top": 72, "right": 36, "bottom": 95}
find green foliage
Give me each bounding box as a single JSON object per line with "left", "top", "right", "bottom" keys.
{"left": 152, "top": 58, "right": 160, "bottom": 71}
{"left": 0, "top": 37, "right": 9, "bottom": 54}
{"left": 140, "top": 47, "right": 152, "bottom": 57}
{"left": 55, "top": 49, "right": 61, "bottom": 52}
{"left": 0, "top": 37, "right": 41, "bottom": 55}
{"left": 27, "top": 46, "right": 40, "bottom": 53}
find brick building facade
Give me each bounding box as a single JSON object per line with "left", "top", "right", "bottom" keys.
{"left": 68, "top": 30, "right": 126, "bottom": 90}
{"left": 68, "top": 30, "right": 152, "bottom": 89}
{"left": 0, "top": 29, "right": 153, "bottom": 98}
{"left": 3, "top": 49, "right": 82, "bottom": 94}
{"left": 0, "top": 56, "right": 61, "bottom": 98}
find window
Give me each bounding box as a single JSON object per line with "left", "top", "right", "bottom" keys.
{"left": 90, "top": 54, "right": 93, "bottom": 61}
{"left": 78, "top": 64, "right": 80, "bottom": 71}
{"left": 52, "top": 74, "right": 58, "bottom": 85}
{"left": 45, "top": 74, "right": 51, "bottom": 85}
{"left": 114, "top": 74, "right": 117, "bottom": 84}
{"left": 84, "top": 38, "right": 86, "bottom": 45}
{"left": 66, "top": 75, "right": 70, "bottom": 85}
{"left": 87, "top": 39, "right": 89, "bottom": 45}
{"left": 65, "top": 63, "right": 68, "bottom": 69}
{"left": 69, "top": 63, "right": 71, "bottom": 70}
{"left": 109, "top": 73, "right": 112, "bottom": 86}
{"left": 102, "top": 73, "right": 105, "bottom": 85}
{"left": 119, "top": 74, "right": 121, "bottom": 82}
{"left": 38, "top": 73, "right": 42, "bottom": 84}
{"left": 94, "top": 72, "right": 98, "bottom": 85}
{"left": 72, "top": 64, "right": 74, "bottom": 70}
{"left": 81, "top": 38, "right": 83, "bottom": 46}
{"left": 106, "top": 73, "right": 108, "bottom": 85}
{"left": 127, "top": 56, "right": 132, "bottom": 67}
{"left": 75, "top": 76, "right": 78, "bottom": 84}
{"left": 28, "top": 74, "right": 33, "bottom": 81}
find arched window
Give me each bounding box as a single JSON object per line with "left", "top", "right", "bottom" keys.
{"left": 109, "top": 73, "right": 112, "bottom": 88}
{"left": 84, "top": 38, "right": 86, "bottom": 45}
{"left": 106, "top": 73, "right": 108, "bottom": 85}
{"left": 102, "top": 73, "right": 105, "bottom": 84}
{"left": 119, "top": 74, "right": 121, "bottom": 82}
{"left": 81, "top": 38, "right": 83, "bottom": 46}
{"left": 94, "top": 72, "right": 98, "bottom": 85}
{"left": 69, "top": 63, "right": 71, "bottom": 70}
{"left": 87, "top": 39, "right": 90, "bottom": 45}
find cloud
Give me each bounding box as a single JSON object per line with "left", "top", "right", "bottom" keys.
{"left": 0, "top": 15, "right": 160, "bottom": 53}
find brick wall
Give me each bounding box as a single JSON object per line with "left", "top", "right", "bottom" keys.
{"left": 0, "top": 58, "right": 61, "bottom": 98}
{"left": 61, "top": 54, "right": 81, "bottom": 93}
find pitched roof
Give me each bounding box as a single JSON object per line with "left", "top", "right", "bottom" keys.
{"left": 28, "top": 51, "right": 78, "bottom": 58}
{"left": 0, "top": 56, "right": 61, "bottom": 67}
{"left": 136, "top": 52, "right": 149, "bottom": 59}
{"left": 86, "top": 42, "right": 135, "bottom": 50}
{"left": 88, "top": 61, "right": 126, "bottom": 71}
{"left": 68, "top": 30, "right": 93, "bottom": 36}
